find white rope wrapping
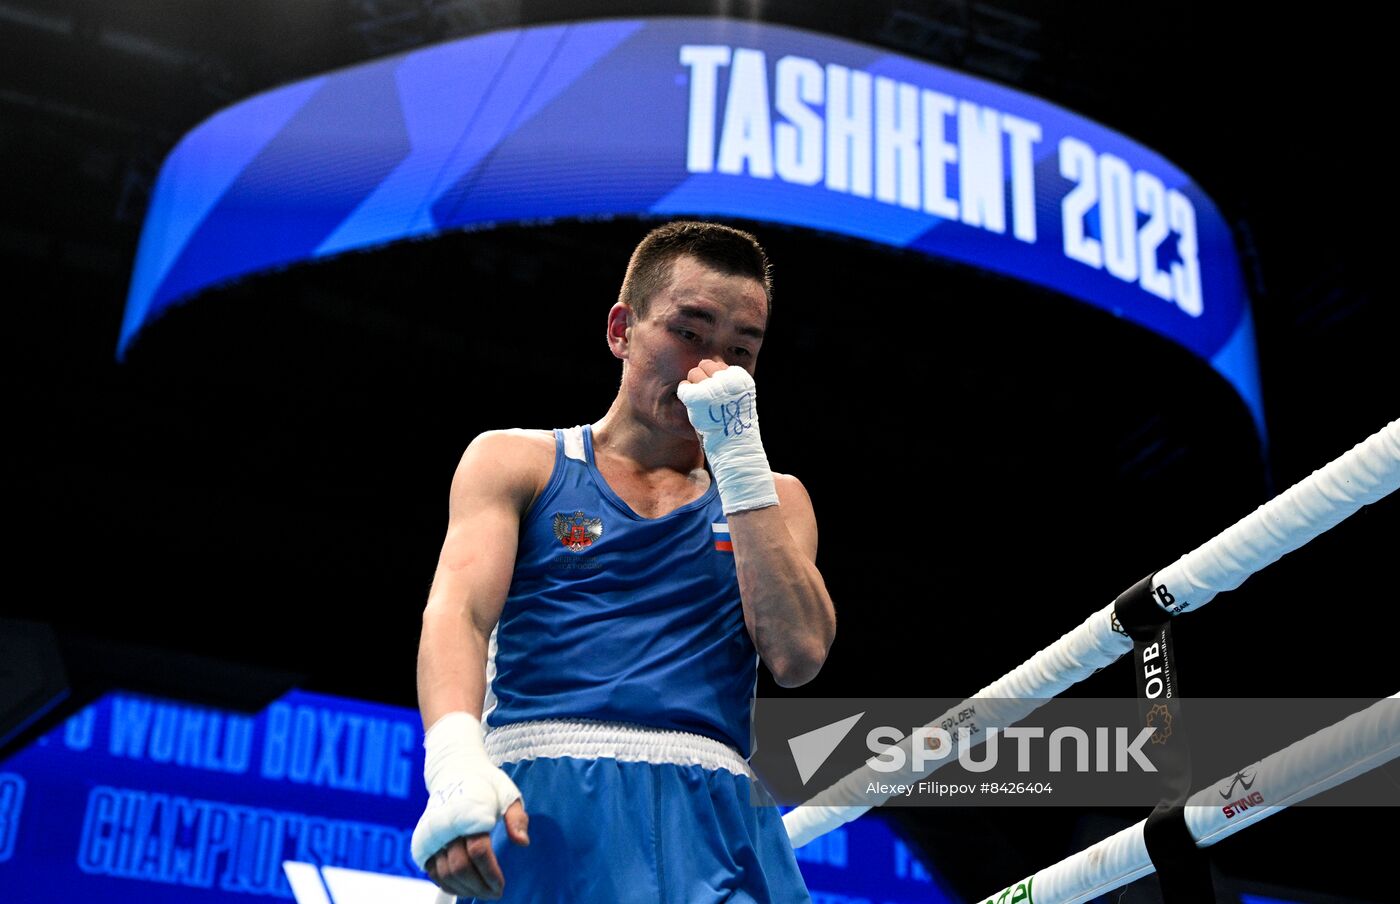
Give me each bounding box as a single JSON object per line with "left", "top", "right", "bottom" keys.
{"left": 784, "top": 419, "right": 1400, "bottom": 848}
{"left": 783, "top": 605, "right": 1130, "bottom": 847}
{"left": 1154, "top": 418, "right": 1400, "bottom": 612}
{"left": 981, "top": 694, "right": 1400, "bottom": 904}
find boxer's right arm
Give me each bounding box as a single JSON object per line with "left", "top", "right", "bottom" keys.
{"left": 419, "top": 431, "right": 539, "bottom": 728}
{"left": 416, "top": 431, "right": 546, "bottom": 900}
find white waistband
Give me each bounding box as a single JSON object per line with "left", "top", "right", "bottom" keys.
{"left": 484, "top": 719, "right": 753, "bottom": 778}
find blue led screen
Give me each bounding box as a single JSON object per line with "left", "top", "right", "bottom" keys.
{"left": 0, "top": 690, "right": 955, "bottom": 902}
{"left": 120, "top": 17, "right": 1261, "bottom": 435}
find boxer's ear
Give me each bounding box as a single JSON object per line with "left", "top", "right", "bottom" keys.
{"left": 606, "top": 302, "right": 632, "bottom": 360}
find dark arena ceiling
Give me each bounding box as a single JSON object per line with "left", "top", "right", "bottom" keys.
{"left": 4, "top": 1, "right": 1398, "bottom": 900}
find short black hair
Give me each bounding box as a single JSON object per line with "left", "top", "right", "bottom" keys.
{"left": 619, "top": 221, "right": 772, "bottom": 323}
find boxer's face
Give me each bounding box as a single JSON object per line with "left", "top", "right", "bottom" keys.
{"left": 612, "top": 255, "right": 768, "bottom": 436}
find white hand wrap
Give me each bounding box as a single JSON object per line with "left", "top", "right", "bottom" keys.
{"left": 410, "top": 712, "right": 521, "bottom": 870}
{"left": 677, "top": 367, "right": 779, "bottom": 515}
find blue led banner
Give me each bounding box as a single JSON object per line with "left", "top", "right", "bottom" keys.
{"left": 120, "top": 16, "right": 1261, "bottom": 433}
{"left": 0, "top": 690, "right": 951, "bottom": 902}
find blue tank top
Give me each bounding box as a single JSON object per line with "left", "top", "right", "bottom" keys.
{"left": 484, "top": 425, "right": 759, "bottom": 755}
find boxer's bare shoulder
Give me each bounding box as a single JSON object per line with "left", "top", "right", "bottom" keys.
{"left": 454, "top": 428, "right": 556, "bottom": 515}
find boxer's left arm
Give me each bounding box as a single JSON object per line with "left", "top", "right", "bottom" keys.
{"left": 678, "top": 359, "right": 835, "bottom": 687}
{"left": 727, "top": 474, "right": 835, "bottom": 687}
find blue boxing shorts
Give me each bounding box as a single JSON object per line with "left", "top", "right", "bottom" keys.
{"left": 465, "top": 720, "right": 810, "bottom": 903}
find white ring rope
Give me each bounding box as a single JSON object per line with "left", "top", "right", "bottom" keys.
{"left": 784, "top": 418, "right": 1400, "bottom": 847}
{"left": 978, "top": 693, "right": 1400, "bottom": 904}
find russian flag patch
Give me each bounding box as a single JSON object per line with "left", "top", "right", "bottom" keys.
{"left": 712, "top": 522, "right": 732, "bottom": 552}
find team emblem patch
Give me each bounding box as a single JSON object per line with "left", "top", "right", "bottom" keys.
{"left": 553, "top": 511, "right": 603, "bottom": 551}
